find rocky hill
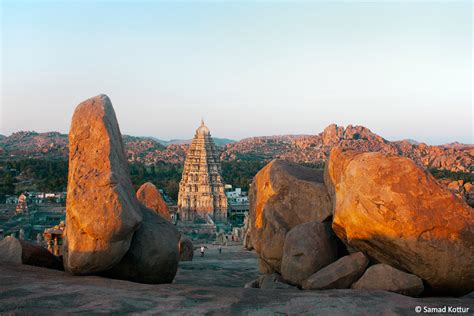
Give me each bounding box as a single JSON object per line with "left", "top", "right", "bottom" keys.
{"left": 0, "top": 131, "right": 69, "bottom": 160}
{"left": 0, "top": 124, "right": 472, "bottom": 172}
{"left": 222, "top": 124, "right": 473, "bottom": 172}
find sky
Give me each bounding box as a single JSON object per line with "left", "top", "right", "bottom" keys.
{"left": 1, "top": 0, "right": 472, "bottom": 144}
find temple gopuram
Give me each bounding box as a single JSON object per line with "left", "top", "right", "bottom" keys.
{"left": 177, "top": 120, "right": 228, "bottom": 225}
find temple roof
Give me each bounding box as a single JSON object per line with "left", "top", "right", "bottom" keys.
{"left": 196, "top": 119, "right": 210, "bottom": 135}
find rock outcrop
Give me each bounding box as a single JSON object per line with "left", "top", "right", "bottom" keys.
{"left": 136, "top": 182, "right": 171, "bottom": 221}
{"left": 439, "top": 179, "right": 474, "bottom": 207}
{"left": 244, "top": 277, "right": 261, "bottom": 288}
{"left": 19, "top": 240, "right": 63, "bottom": 271}
{"left": 64, "top": 94, "right": 142, "bottom": 275}
{"left": 103, "top": 204, "right": 180, "bottom": 284}
{"left": 249, "top": 160, "right": 332, "bottom": 273}
{"left": 0, "top": 237, "right": 63, "bottom": 270}
{"left": 7, "top": 263, "right": 470, "bottom": 315}
{"left": 0, "top": 236, "right": 22, "bottom": 264}
{"left": 179, "top": 237, "right": 194, "bottom": 262}
{"left": 302, "top": 252, "right": 368, "bottom": 290}
{"left": 259, "top": 273, "right": 296, "bottom": 290}
{"left": 352, "top": 264, "right": 424, "bottom": 297}
{"left": 281, "top": 222, "right": 337, "bottom": 286}
{"left": 325, "top": 147, "right": 474, "bottom": 295}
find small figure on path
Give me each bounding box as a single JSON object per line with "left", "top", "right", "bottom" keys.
{"left": 218, "top": 246, "right": 222, "bottom": 254}
{"left": 200, "top": 245, "right": 205, "bottom": 257}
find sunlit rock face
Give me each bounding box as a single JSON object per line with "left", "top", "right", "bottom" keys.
{"left": 249, "top": 160, "right": 332, "bottom": 273}
{"left": 136, "top": 182, "right": 171, "bottom": 221}
{"left": 64, "top": 94, "right": 142, "bottom": 275}
{"left": 325, "top": 147, "right": 474, "bottom": 295}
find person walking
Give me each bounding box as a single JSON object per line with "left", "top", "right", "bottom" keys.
{"left": 200, "top": 245, "right": 205, "bottom": 257}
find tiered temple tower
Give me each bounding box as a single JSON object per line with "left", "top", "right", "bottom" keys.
{"left": 177, "top": 120, "right": 227, "bottom": 223}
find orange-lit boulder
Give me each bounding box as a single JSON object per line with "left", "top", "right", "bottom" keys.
{"left": 249, "top": 160, "right": 332, "bottom": 273}
{"left": 325, "top": 147, "right": 474, "bottom": 295}
{"left": 64, "top": 94, "right": 142, "bottom": 275}
{"left": 136, "top": 182, "right": 171, "bottom": 221}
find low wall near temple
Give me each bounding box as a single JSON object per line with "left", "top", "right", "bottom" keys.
{"left": 177, "top": 222, "right": 217, "bottom": 242}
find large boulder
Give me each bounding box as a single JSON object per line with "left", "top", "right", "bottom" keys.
{"left": 179, "top": 236, "right": 194, "bottom": 261}
{"left": 352, "top": 264, "right": 424, "bottom": 297}
{"left": 302, "top": 252, "right": 368, "bottom": 290}
{"left": 0, "top": 236, "right": 22, "bottom": 264}
{"left": 281, "top": 222, "right": 337, "bottom": 286}
{"left": 103, "top": 204, "right": 180, "bottom": 284}
{"left": 249, "top": 160, "right": 332, "bottom": 273}
{"left": 325, "top": 148, "right": 474, "bottom": 295}
{"left": 136, "top": 182, "right": 171, "bottom": 221}
{"left": 64, "top": 94, "right": 142, "bottom": 275}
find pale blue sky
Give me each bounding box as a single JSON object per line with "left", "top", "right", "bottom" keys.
{"left": 1, "top": 0, "right": 472, "bottom": 144}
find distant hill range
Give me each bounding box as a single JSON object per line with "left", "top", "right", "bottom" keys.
{"left": 0, "top": 124, "right": 472, "bottom": 172}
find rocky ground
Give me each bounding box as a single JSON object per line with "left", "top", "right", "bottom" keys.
{"left": 1, "top": 245, "right": 472, "bottom": 315}
{"left": 174, "top": 244, "right": 259, "bottom": 288}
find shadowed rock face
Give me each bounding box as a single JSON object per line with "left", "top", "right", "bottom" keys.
{"left": 19, "top": 240, "right": 63, "bottom": 271}
{"left": 64, "top": 94, "right": 142, "bottom": 275}
{"left": 302, "top": 252, "right": 369, "bottom": 290}
{"left": 325, "top": 147, "right": 474, "bottom": 295}
{"left": 249, "top": 160, "right": 332, "bottom": 273}
{"left": 352, "top": 264, "right": 424, "bottom": 297}
{"left": 0, "top": 237, "right": 63, "bottom": 270}
{"left": 281, "top": 221, "right": 338, "bottom": 286}
{"left": 179, "top": 237, "right": 194, "bottom": 262}
{"left": 0, "top": 236, "right": 22, "bottom": 264}
{"left": 136, "top": 182, "right": 171, "bottom": 221}
{"left": 103, "top": 204, "right": 180, "bottom": 284}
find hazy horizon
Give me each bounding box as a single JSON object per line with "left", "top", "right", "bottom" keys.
{"left": 0, "top": 119, "right": 471, "bottom": 145}
{"left": 1, "top": 1, "right": 473, "bottom": 145}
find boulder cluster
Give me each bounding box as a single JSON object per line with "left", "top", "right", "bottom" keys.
{"left": 439, "top": 179, "right": 474, "bottom": 207}
{"left": 0, "top": 95, "right": 193, "bottom": 283}
{"left": 63, "top": 95, "right": 180, "bottom": 283}
{"left": 247, "top": 149, "right": 474, "bottom": 296}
